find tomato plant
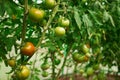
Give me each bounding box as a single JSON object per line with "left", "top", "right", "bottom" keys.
{"left": 0, "top": 0, "right": 119, "bottom": 80}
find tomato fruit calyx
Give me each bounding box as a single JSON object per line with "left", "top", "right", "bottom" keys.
{"left": 29, "top": 7, "right": 45, "bottom": 22}
{"left": 21, "top": 42, "right": 35, "bottom": 56}
{"left": 55, "top": 26, "right": 66, "bottom": 37}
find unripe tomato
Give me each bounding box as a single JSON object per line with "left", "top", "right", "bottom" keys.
{"left": 58, "top": 16, "right": 70, "bottom": 27}
{"left": 16, "top": 66, "right": 30, "bottom": 80}
{"left": 82, "top": 0, "right": 87, "bottom": 3}
{"left": 72, "top": 53, "right": 86, "bottom": 63}
{"left": 72, "top": 52, "right": 80, "bottom": 63}
{"left": 54, "top": 59, "right": 61, "bottom": 65}
{"left": 55, "top": 26, "right": 66, "bottom": 37}
{"left": 21, "top": 42, "right": 35, "bottom": 56}
{"left": 83, "top": 55, "right": 89, "bottom": 62}
{"left": 82, "top": 73, "right": 87, "bottom": 78}
{"left": 86, "top": 67, "right": 94, "bottom": 76}
{"left": 77, "top": 55, "right": 85, "bottom": 62}
{"left": 42, "top": 71, "right": 48, "bottom": 77}
{"left": 29, "top": 7, "right": 45, "bottom": 22}
{"left": 7, "top": 58, "right": 16, "bottom": 67}
{"left": 79, "top": 69, "right": 84, "bottom": 74}
{"left": 93, "top": 64, "right": 100, "bottom": 70}
{"left": 81, "top": 44, "right": 89, "bottom": 54}
{"left": 41, "top": 63, "right": 50, "bottom": 70}
{"left": 44, "top": 0, "right": 56, "bottom": 9}
{"left": 85, "top": 52, "right": 91, "bottom": 58}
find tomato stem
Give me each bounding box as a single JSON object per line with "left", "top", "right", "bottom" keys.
{"left": 50, "top": 51, "right": 56, "bottom": 80}
{"left": 21, "top": 0, "right": 28, "bottom": 44}
{"left": 56, "top": 43, "right": 74, "bottom": 79}
{"left": 21, "top": 0, "right": 28, "bottom": 63}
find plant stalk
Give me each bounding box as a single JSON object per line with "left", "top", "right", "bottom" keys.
{"left": 21, "top": 0, "right": 28, "bottom": 63}
{"left": 50, "top": 51, "right": 56, "bottom": 80}
{"left": 56, "top": 44, "right": 74, "bottom": 79}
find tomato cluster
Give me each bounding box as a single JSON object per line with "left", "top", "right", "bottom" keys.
{"left": 55, "top": 16, "right": 70, "bottom": 37}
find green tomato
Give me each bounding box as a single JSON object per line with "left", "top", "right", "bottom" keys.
{"left": 72, "top": 53, "right": 86, "bottom": 63}
{"left": 16, "top": 66, "right": 30, "bottom": 80}
{"left": 41, "top": 63, "right": 50, "bottom": 70}
{"left": 82, "top": 73, "right": 87, "bottom": 78}
{"left": 29, "top": 7, "right": 45, "bottom": 22}
{"left": 54, "top": 59, "right": 61, "bottom": 65}
{"left": 77, "top": 55, "right": 85, "bottom": 62}
{"left": 86, "top": 67, "right": 94, "bottom": 76}
{"left": 93, "top": 64, "right": 100, "bottom": 70}
{"left": 58, "top": 16, "right": 70, "bottom": 27}
{"left": 85, "top": 52, "right": 91, "bottom": 58}
{"left": 81, "top": 44, "right": 89, "bottom": 54}
{"left": 72, "top": 52, "right": 80, "bottom": 63}
{"left": 79, "top": 69, "right": 84, "bottom": 74}
{"left": 55, "top": 26, "right": 65, "bottom": 37}
{"left": 44, "top": 0, "right": 56, "bottom": 9}
{"left": 42, "top": 71, "right": 48, "bottom": 77}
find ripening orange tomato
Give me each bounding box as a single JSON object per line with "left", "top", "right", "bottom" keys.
{"left": 21, "top": 42, "right": 35, "bottom": 56}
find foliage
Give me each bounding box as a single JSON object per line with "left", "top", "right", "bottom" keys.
{"left": 0, "top": 0, "right": 120, "bottom": 80}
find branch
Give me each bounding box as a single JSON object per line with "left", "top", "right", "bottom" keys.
{"left": 36, "top": 0, "right": 60, "bottom": 49}
{"left": 21, "top": 0, "right": 28, "bottom": 44}
{"left": 56, "top": 43, "right": 74, "bottom": 79}
{"left": 21, "top": 0, "right": 28, "bottom": 63}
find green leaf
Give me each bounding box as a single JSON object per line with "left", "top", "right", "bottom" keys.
{"left": 109, "top": 15, "right": 115, "bottom": 27}
{"left": 74, "top": 7, "right": 82, "bottom": 30}
{"left": 82, "top": 14, "right": 93, "bottom": 27}
{"left": 103, "top": 11, "right": 109, "bottom": 23}
{"left": 0, "top": 0, "right": 5, "bottom": 16}
{"left": 5, "top": 37, "right": 16, "bottom": 51}
{"left": 88, "top": 10, "right": 102, "bottom": 25}
{"left": 4, "top": 0, "right": 19, "bottom": 15}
